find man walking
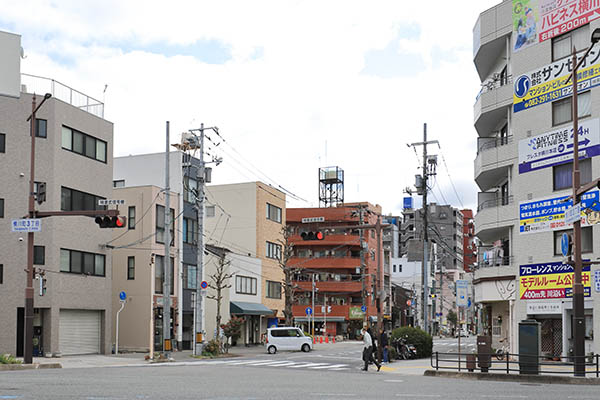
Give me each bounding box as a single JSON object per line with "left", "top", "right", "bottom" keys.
{"left": 361, "top": 326, "right": 381, "bottom": 372}
{"left": 380, "top": 328, "right": 389, "bottom": 363}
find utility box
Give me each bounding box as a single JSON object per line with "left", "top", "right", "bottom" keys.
{"left": 477, "top": 335, "right": 492, "bottom": 373}
{"left": 519, "top": 319, "right": 541, "bottom": 375}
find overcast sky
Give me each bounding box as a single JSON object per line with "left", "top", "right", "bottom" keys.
{"left": 2, "top": 0, "right": 500, "bottom": 215}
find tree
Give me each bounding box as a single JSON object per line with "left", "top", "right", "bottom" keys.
{"left": 446, "top": 309, "right": 458, "bottom": 335}
{"left": 207, "top": 252, "right": 234, "bottom": 353}
{"left": 277, "top": 226, "right": 298, "bottom": 325}
{"left": 222, "top": 316, "right": 243, "bottom": 352}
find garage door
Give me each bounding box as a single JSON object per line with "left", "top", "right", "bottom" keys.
{"left": 59, "top": 310, "right": 101, "bottom": 355}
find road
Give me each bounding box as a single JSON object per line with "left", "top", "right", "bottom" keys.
{"left": 2, "top": 339, "right": 598, "bottom": 399}
{"left": 433, "top": 335, "right": 477, "bottom": 354}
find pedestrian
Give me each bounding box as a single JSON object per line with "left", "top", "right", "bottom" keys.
{"left": 361, "top": 326, "right": 381, "bottom": 372}
{"left": 380, "top": 328, "right": 389, "bottom": 363}
{"left": 367, "top": 326, "right": 377, "bottom": 362}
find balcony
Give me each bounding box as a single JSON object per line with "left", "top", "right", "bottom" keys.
{"left": 291, "top": 233, "right": 360, "bottom": 247}
{"left": 474, "top": 136, "right": 517, "bottom": 191}
{"left": 474, "top": 80, "right": 512, "bottom": 135}
{"left": 288, "top": 256, "right": 360, "bottom": 270}
{"left": 295, "top": 280, "right": 362, "bottom": 293}
{"left": 473, "top": 0, "right": 511, "bottom": 79}
{"left": 292, "top": 304, "right": 379, "bottom": 320}
{"left": 474, "top": 195, "right": 517, "bottom": 241}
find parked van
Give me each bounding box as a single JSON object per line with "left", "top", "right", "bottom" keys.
{"left": 265, "top": 327, "right": 312, "bottom": 354}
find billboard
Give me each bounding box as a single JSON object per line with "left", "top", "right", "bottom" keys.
{"left": 513, "top": 48, "right": 600, "bottom": 113}
{"left": 513, "top": 0, "right": 600, "bottom": 53}
{"left": 403, "top": 197, "right": 413, "bottom": 210}
{"left": 0, "top": 31, "right": 21, "bottom": 98}
{"left": 519, "top": 261, "right": 591, "bottom": 300}
{"left": 518, "top": 119, "right": 600, "bottom": 173}
{"left": 519, "top": 190, "right": 600, "bottom": 234}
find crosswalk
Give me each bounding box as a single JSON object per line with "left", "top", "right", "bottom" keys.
{"left": 178, "top": 358, "right": 352, "bottom": 372}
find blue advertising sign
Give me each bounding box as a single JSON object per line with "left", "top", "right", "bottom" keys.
{"left": 518, "top": 119, "right": 600, "bottom": 174}
{"left": 403, "top": 197, "right": 413, "bottom": 210}
{"left": 519, "top": 190, "right": 600, "bottom": 234}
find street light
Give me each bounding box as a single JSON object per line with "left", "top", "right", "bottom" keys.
{"left": 565, "top": 28, "right": 600, "bottom": 377}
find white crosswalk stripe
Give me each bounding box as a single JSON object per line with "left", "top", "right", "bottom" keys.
{"left": 208, "top": 359, "right": 351, "bottom": 372}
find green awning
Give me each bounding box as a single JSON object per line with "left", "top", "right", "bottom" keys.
{"left": 230, "top": 301, "right": 274, "bottom": 316}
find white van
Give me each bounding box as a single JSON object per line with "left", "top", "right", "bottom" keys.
{"left": 265, "top": 327, "right": 312, "bottom": 354}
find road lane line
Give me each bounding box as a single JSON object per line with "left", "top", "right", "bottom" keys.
{"left": 310, "top": 364, "right": 348, "bottom": 369}
{"left": 287, "top": 362, "right": 328, "bottom": 368}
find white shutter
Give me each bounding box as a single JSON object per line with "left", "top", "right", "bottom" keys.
{"left": 59, "top": 310, "right": 101, "bottom": 355}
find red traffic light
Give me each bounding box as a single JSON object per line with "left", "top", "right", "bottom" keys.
{"left": 316, "top": 231, "right": 324, "bottom": 240}
{"left": 301, "top": 231, "right": 326, "bottom": 241}
{"left": 95, "top": 215, "right": 127, "bottom": 228}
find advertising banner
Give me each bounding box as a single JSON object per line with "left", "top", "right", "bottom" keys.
{"left": 518, "top": 119, "right": 600, "bottom": 173}
{"left": 349, "top": 306, "right": 365, "bottom": 320}
{"left": 519, "top": 261, "right": 591, "bottom": 300}
{"left": 513, "top": 48, "right": 600, "bottom": 113}
{"left": 513, "top": 0, "right": 539, "bottom": 52}
{"left": 519, "top": 190, "right": 600, "bottom": 234}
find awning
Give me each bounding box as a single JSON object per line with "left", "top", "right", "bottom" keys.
{"left": 230, "top": 301, "right": 274, "bottom": 316}
{"left": 295, "top": 317, "right": 345, "bottom": 322}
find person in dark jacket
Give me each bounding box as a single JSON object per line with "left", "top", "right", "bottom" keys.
{"left": 380, "top": 328, "right": 389, "bottom": 363}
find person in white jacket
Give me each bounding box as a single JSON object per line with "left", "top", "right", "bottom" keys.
{"left": 361, "top": 326, "right": 380, "bottom": 372}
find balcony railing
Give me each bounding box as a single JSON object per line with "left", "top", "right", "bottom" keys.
{"left": 21, "top": 73, "right": 104, "bottom": 119}
{"left": 477, "top": 195, "right": 513, "bottom": 212}
{"left": 475, "top": 75, "right": 513, "bottom": 102}
{"left": 477, "top": 135, "right": 513, "bottom": 154}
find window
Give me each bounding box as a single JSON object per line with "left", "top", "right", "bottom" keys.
{"left": 113, "top": 180, "right": 125, "bottom": 188}
{"left": 0, "top": 133, "right": 5, "bottom": 153}
{"left": 184, "top": 176, "right": 198, "bottom": 203}
{"left": 554, "top": 227, "right": 593, "bottom": 255}
{"left": 552, "top": 25, "right": 589, "bottom": 61}
{"left": 552, "top": 91, "right": 591, "bottom": 126}
{"left": 553, "top": 158, "right": 592, "bottom": 191}
{"left": 500, "top": 123, "right": 508, "bottom": 145}
{"left": 206, "top": 205, "right": 215, "bottom": 217}
{"left": 127, "top": 256, "right": 135, "bottom": 280}
{"left": 393, "top": 265, "right": 396, "bottom": 273}
{"left": 128, "top": 206, "right": 136, "bottom": 229}
{"left": 0, "top": 198, "right": 3, "bottom": 218}
{"left": 398, "top": 265, "right": 403, "bottom": 272}
{"left": 266, "top": 241, "right": 282, "bottom": 260}
{"left": 35, "top": 119, "right": 47, "bottom": 138}
{"left": 236, "top": 275, "right": 257, "bottom": 295}
{"left": 183, "top": 264, "right": 197, "bottom": 289}
{"left": 61, "top": 187, "right": 105, "bottom": 211}
{"left": 266, "top": 203, "right": 282, "bottom": 223}
{"left": 183, "top": 217, "right": 197, "bottom": 244}
{"left": 266, "top": 280, "right": 282, "bottom": 299}
{"left": 61, "top": 125, "right": 107, "bottom": 163}
{"left": 156, "top": 205, "right": 175, "bottom": 244}
{"left": 500, "top": 65, "right": 508, "bottom": 86}
{"left": 501, "top": 182, "right": 509, "bottom": 205}
{"left": 60, "top": 248, "right": 105, "bottom": 277}
{"left": 155, "top": 255, "right": 175, "bottom": 295}
{"left": 33, "top": 246, "right": 45, "bottom": 265}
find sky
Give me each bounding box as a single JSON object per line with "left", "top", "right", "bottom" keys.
{"left": 1, "top": 0, "right": 501, "bottom": 215}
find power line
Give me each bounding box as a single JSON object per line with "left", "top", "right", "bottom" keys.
{"left": 437, "top": 144, "right": 465, "bottom": 209}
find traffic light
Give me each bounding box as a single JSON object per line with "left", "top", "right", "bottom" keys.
{"left": 95, "top": 216, "right": 127, "bottom": 228}
{"left": 301, "top": 231, "right": 325, "bottom": 240}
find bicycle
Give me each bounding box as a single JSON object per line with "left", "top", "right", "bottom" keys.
{"left": 495, "top": 337, "right": 509, "bottom": 360}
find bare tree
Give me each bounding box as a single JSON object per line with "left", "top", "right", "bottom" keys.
{"left": 207, "top": 253, "right": 234, "bottom": 352}
{"left": 277, "top": 226, "right": 299, "bottom": 325}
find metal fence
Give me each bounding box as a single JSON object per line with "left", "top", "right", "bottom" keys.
{"left": 21, "top": 73, "right": 104, "bottom": 119}
{"left": 477, "top": 195, "right": 513, "bottom": 212}
{"left": 431, "top": 351, "right": 600, "bottom": 377}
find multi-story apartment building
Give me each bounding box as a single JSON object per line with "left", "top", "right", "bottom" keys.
{"left": 473, "top": 1, "right": 600, "bottom": 357}
{"left": 204, "top": 182, "right": 286, "bottom": 333}
{"left": 110, "top": 185, "right": 179, "bottom": 353}
{"left": 286, "top": 202, "right": 388, "bottom": 339}
{"left": 0, "top": 30, "right": 114, "bottom": 356}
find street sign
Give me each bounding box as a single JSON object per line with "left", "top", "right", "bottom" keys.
{"left": 561, "top": 233, "right": 571, "bottom": 257}
{"left": 456, "top": 280, "right": 469, "bottom": 308}
{"left": 595, "top": 270, "right": 600, "bottom": 293}
{"left": 11, "top": 219, "right": 41, "bottom": 232}
{"left": 467, "top": 298, "right": 472, "bottom": 308}
{"left": 564, "top": 203, "right": 582, "bottom": 225}
{"left": 305, "top": 307, "right": 312, "bottom": 316}
{"left": 200, "top": 281, "right": 208, "bottom": 289}
{"left": 361, "top": 305, "right": 367, "bottom": 312}
{"left": 98, "top": 199, "right": 125, "bottom": 206}
{"left": 119, "top": 291, "right": 127, "bottom": 301}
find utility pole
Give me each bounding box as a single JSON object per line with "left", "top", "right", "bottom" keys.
{"left": 376, "top": 216, "right": 383, "bottom": 364}
{"left": 311, "top": 273, "right": 315, "bottom": 338}
{"left": 359, "top": 205, "right": 366, "bottom": 324}
{"left": 195, "top": 123, "right": 206, "bottom": 356}
{"left": 408, "top": 123, "right": 438, "bottom": 335}
{"left": 163, "top": 121, "right": 172, "bottom": 357}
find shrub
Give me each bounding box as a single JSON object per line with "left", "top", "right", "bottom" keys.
{"left": 201, "top": 339, "right": 221, "bottom": 357}
{"left": 0, "top": 354, "right": 21, "bottom": 364}
{"left": 388, "top": 346, "right": 398, "bottom": 361}
{"left": 391, "top": 326, "right": 433, "bottom": 358}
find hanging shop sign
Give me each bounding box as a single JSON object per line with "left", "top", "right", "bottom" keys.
{"left": 520, "top": 261, "right": 591, "bottom": 300}
{"left": 518, "top": 119, "right": 600, "bottom": 174}
{"left": 519, "top": 190, "right": 600, "bottom": 234}
{"left": 513, "top": 48, "right": 600, "bottom": 113}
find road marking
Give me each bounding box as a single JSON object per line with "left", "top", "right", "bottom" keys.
{"left": 384, "top": 379, "right": 404, "bottom": 383}
{"left": 396, "top": 395, "right": 440, "bottom": 398}
{"left": 246, "top": 361, "right": 295, "bottom": 366}
{"left": 481, "top": 396, "right": 527, "bottom": 399}
{"left": 309, "top": 364, "right": 348, "bottom": 369}
{"left": 287, "top": 362, "right": 328, "bottom": 368}
{"left": 310, "top": 394, "right": 356, "bottom": 397}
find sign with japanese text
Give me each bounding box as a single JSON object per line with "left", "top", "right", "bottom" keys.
{"left": 526, "top": 301, "right": 562, "bottom": 314}
{"left": 456, "top": 280, "right": 469, "bottom": 308}
{"left": 301, "top": 217, "right": 324, "bottom": 223}
{"left": 519, "top": 190, "right": 600, "bottom": 234}
{"left": 98, "top": 199, "right": 125, "bottom": 206}
{"left": 349, "top": 306, "right": 365, "bottom": 320}
{"left": 11, "top": 219, "right": 41, "bottom": 232}
{"left": 518, "top": 119, "right": 600, "bottom": 173}
{"left": 594, "top": 269, "right": 600, "bottom": 292}
{"left": 512, "top": 1, "right": 600, "bottom": 53}
{"left": 520, "top": 261, "right": 591, "bottom": 299}
{"left": 513, "top": 48, "right": 600, "bottom": 113}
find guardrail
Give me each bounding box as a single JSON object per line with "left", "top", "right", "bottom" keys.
{"left": 431, "top": 351, "right": 600, "bottom": 377}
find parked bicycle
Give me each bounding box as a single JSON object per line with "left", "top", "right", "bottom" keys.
{"left": 495, "top": 337, "right": 509, "bottom": 360}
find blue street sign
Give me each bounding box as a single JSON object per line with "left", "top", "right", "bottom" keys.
{"left": 119, "top": 291, "right": 127, "bottom": 301}
{"left": 361, "top": 305, "right": 367, "bottom": 312}
{"left": 561, "top": 233, "right": 570, "bottom": 257}
{"left": 467, "top": 298, "right": 472, "bottom": 308}
{"left": 200, "top": 281, "right": 208, "bottom": 289}
{"left": 305, "top": 307, "right": 312, "bottom": 316}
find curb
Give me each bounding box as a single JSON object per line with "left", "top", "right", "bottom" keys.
{"left": 0, "top": 363, "right": 62, "bottom": 371}
{"left": 424, "top": 369, "right": 600, "bottom": 385}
